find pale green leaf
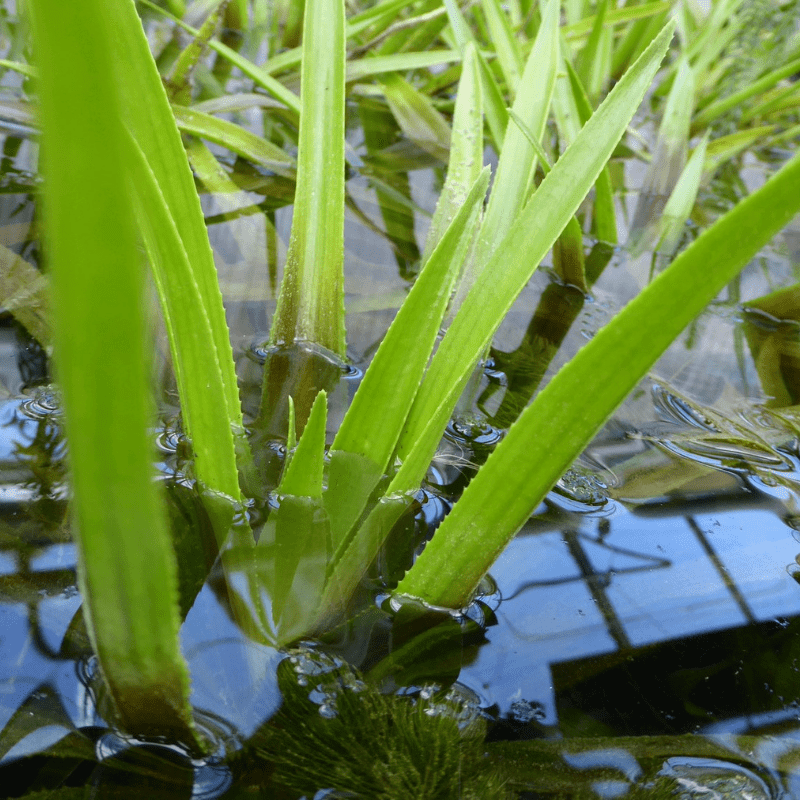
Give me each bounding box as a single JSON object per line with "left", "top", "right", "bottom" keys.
{"left": 421, "top": 41, "right": 484, "bottom": 265}
{"left": 114, "top": 0, "right": 247, "bottom": 502}
{"left": 481, "top": 0, "right": 523, "bottom": 93}
{"left": 563, "top": 59, "right": 617, "bottom": 244}
{"left": 280, "top": 390, "right": 327, "bottom": 498}
{"left": 270, "top": 0, "right": 346, "bottom": 356}
{"left": 347, "top": 50, "right": 461, "bottom": 80}
{"left": 694, "top": 55, "right": 800, "bottom": 130}
{"left": 174, "top": 105, "right": 294, "bottom": 173}
{"left": 475, "top": 0, "right": 559, "bottom": 268}
{"left": 381, "top": 72, "right": 451, "bottom": 163}
{"left": 656, "top": 131, "right": 709, "bottom": 256}
{"left": 325, "top": 169, "right": 490, "bottom": 552}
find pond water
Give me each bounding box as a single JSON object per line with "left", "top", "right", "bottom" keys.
{"left": 1, "top": 6, "right": 800, "bottom": 797}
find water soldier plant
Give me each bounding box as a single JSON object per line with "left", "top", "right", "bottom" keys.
{"left": 24, "top": 0, "right": 800, "bottom": 768}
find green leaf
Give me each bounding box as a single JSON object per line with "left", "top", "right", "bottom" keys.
{"left": 563, "top": 0, "right": 670, "bottom": 41}
{"left": 474, "top": 0, "right": 559, "bottom": 269}
{"left": 28, "top": 0, "right": 198, "bottom": 744}
{"left": 421, "top": 41, "right": 484, "bottom": 265}
{"left": 262, "top": 495, "right": 331, "bottom": 642}
{"left": 125, "top": 132, "right": 241, "bottom": 510}
{"left": 347, "top": 50, "right": 461, "bottom": 80}
{"left": 270, "top": 0, "right": 347, "bottom": 357}
{"left": 0, "top": 58, "right": 36, "bottom": 79}
{"left": 629, "top": 57, "right": 694, "bottom": 255}
{"left": 692, "top": 58, "right": 800, "bottom": 130}
{"left": 325, "top": 169, "right": 489, "bottom": 552}
{"left": 656, "top": 131, "right": 709, "bottom": 256}
{"left": 137, "top": 0, "right": 302, "bottom": 114}
{"left": 574, "top": 0, "right": 607, "bottom": 95}
{"left": 393, "top": 21, "right": 676, "bottom": 489}
{"left": 398, "top": 145, "right": 800, "bottom": 609}
{"left": 173, "top": 105, "right": 294, "bottom": 173}
{"left": 704, "top": 125, "right": 775, "bottom": 173}
{"left": 280, "top": 390, "right": 327, "bottom": 498}
{"left": 165, "top": 0, "right": 227, "bottom": 103}
{"left": 316, "top": 494, "right": 410, "bottom": 632}
{"left": 114, "top": 0, "right": 248, "bottom": 505}
{"left": 552, "top": 215, "right": 586, "bottom": 290}
{"left": 481, "top": 0, "right": 523, "bottom": 94}
{"left": 564, "top": 57, "right": 617, "bottom": 244}
{"left": 441, "top": 0, "right": 508, "bottom": 149}
{"left": 381, "top": 72, "right": 452, "bottom": 163}
{"left": 257, "top": 393, "right": 329, "bottom": 641}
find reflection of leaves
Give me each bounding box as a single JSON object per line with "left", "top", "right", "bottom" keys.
{"left": 0, "top": 683, "right": 75, "bottom": 762}
{"left": 640, "top": 382, "right": 800, "bottom": 489}
{"left": 0, "top": 569, "right": 75, "bottom": 604}
{"left": 0, "top": 683, "right": 96, "bottom": 798}
{"left": 11, "top": 411, "right": 68, "bottom": 529}
{"left": 368, "top": 602, "right": 488, "bottom": 689}
{"left": 480, "top": 281, "right": 586, "bottom": 430}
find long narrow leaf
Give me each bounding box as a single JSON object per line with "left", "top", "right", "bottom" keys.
{"left": 126, "top": 134, "right": 241, "bottom": 512}
{"left": 137, "top": 0, "right": 302, "bottom": 114}
{"left": 656, "top": 131, "right": 709, "bottom": 256}
{"left": 692, "top": 56, "right": 800, "bottom": 130}
{"left": 270, "top": 0, "right": 346, "bottom": 356}
{"left": 564, "top": 59, "right": 617, "bottom": 244}
{"left": 347, "top": 50, "right": 460, "bottom": 80}
{"left": 481, "top": 0, "right": 523, "bottom": 93}
{"left": 398, "top": 147, "right": 800, "bottom": 609}
{"left": 173, "top": 105, "right": 294, "bottom": 173}
{"left": 442, "top": 0, "right": 508, "bottom": 149}
{"left": 114, "top": 0, "right": 247, "bottom": 503}
{"left": 325, "top": 169, "right": 490, "bottom": 552}
{"left": 474, "top": 0, "right": 559, "bottom": 269}
{"left": 29, "top": 0, "right": 197, "bottom": 744}
{"left": 381, "top": 73, "right": 451, "bottom": 163}
{"left": 628, "top": 57, "right": 694, "bottom": 254}
{"left": 421, "top": 41, "right": 484, "bottom": 264}
{"left": 393, "top": 22, "right": 676, "bottom": 483}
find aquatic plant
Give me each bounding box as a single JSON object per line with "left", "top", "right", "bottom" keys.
{"left": 24, "top": 0, "right": 800, "bottom": 759}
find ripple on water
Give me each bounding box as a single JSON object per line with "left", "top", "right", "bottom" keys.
{"left": 18, "top": 385, "right": 62, "bottom": 420}
{"left": 94, "top": 728, "right": 233, "bottom": 799}
{"left": 653, "top": 757, "right": 775, "bottom": 800}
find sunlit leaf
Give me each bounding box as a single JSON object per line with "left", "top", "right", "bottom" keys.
{"left": 270, "top": 0, "right": 346, "bottom": 356}
{"left": 399, "top": 144, "right": 800, "bottom": 608}
{"left": 393, "top": 22, "right": 676, "bottom": 489}
{"left": 28, "top": 0, "right": 198, "bottom": 743}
